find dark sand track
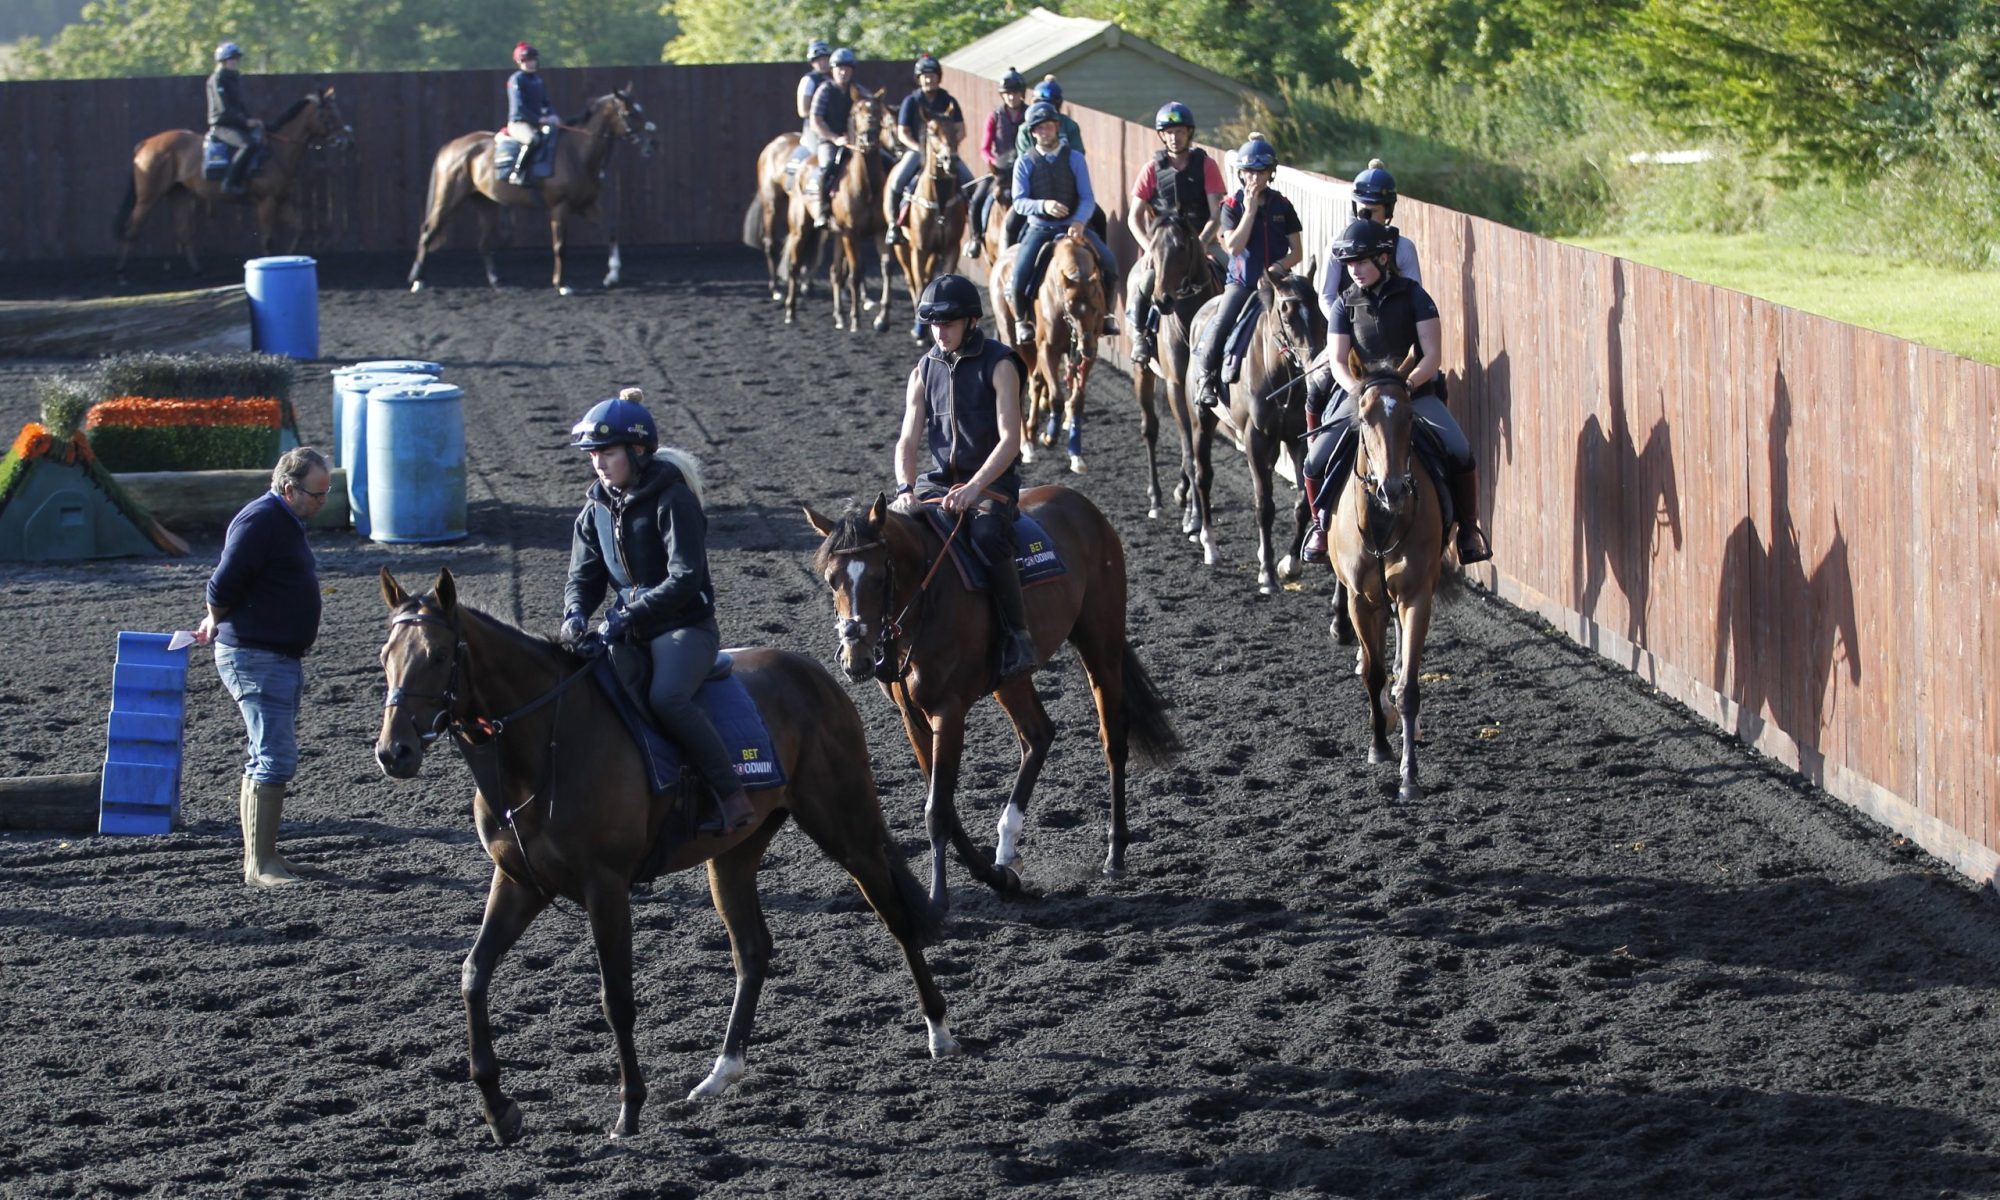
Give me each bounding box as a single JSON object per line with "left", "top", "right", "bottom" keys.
{"left": 3, "top": 249, "right": 1998, "bottom": 1198}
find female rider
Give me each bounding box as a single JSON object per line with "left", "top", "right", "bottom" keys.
{"left": 504, "top": 42, "right": 557, "bottom": 187}
{"left": 1191, "top": 134, "right": 1301, "bottom": 408}
{"left": 562, "top": 388, "right": 754, "bottom": 835}
{"left": 963, "top": 67, "right": 1029, "bottom": 260}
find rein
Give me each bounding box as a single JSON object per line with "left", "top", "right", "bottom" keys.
{"left": 1351, "top": 385, "right": 1419, "bottom": 560}
{"left": 827, "top": 506, "right": 968, "bottom": 685}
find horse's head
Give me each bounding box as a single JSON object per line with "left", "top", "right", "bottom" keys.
{"left": 924, "top": 118, "right": 956, "bottom": 171}
{"left": 1148, "top": 214, "right": 1208, "bottom": 304}
{"left": 1260, "top": 271, "right": 1315, "bottom": 375}
{"left": 804, "top": 495, "right": 913, "bottom": 683}
{"left": 376, "top": 566, "right": 465, "bottom": 779}
{"left": 1051, "top": 229, "right": 1103, "bottom": 325}
{"left": 854, "top": 87, "right": 887, "bottom": 147}
{"left": 1351, "top": 358, "right": 1419, "bottom": 513}
{"left": 609, "top": 86, "right": 658, "bottom": 158}
{"left": 307, "top": 86, "right": 352, "bottom": 149}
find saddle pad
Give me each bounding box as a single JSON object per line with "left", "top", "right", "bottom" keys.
{"left": 592, "top": 655, "right": 786, "bottom": 797}
{"left": 922, "top": 505, "right": 1067, "bottom": 592}
{"left": 493, "top": 129, "right": 558, "bottom": 180}
{"left": 1226, "top": 292, "right": 1266, "bottom": 359}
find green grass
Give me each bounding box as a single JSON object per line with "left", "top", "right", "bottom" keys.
{"left": 1565, "top": 233, "right": 2000, "bottom": 366}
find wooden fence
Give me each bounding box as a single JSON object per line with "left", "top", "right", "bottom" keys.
{"left": 2, "top": 63, "right": 1994, "bottom": 882}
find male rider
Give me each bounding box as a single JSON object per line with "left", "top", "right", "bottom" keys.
{"left": 884, "top": 54, "right": 974, "bottom": 248}
{"left": 1124, "top": 101, "right": 1225, "bottom": 368}
{"left": 1009, "top": 102, "right": 1120, "bottom": 342}
{"left": 505, "top": 42, "right": 558, "bottom": 186}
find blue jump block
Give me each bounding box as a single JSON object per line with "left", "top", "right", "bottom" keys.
{"left": 99, "top": 632, "right": 190, "bottom": 836}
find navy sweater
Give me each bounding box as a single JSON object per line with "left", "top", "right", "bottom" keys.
{"left": 207, "top": 490, "right": 321, "bottom": 657}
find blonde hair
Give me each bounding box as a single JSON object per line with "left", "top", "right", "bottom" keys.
{"left": 1369, "top": 157, "right": 1386, "bottom": 169}
{"left": 620, "top": 386, "right": 706, "bottom": 505}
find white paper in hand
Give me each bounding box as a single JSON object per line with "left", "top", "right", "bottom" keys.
{"left": 168, "top": 630, "right": 197, "bottom": 652}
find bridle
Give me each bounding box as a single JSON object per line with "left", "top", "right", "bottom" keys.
{"left": 825, "top": 509, "right": 967, "bottom": 685}
{"left": 1152, "top": 216, "right": 1209, "bottom": 304}
{"left": 910, "top": 128, "right": 964, "bottom": 227}
{"left": 1352, "top": 375, "right": 1418, "bottom": 559}
{"left": 1266, "top": 277, "right": 1309, "bottom": 379}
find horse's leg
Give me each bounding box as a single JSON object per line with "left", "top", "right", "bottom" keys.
{"left": 1192, "top": 409, "right": 1220, "bottom": 565}
{"left": 117, "top": 191, "right": 159, "bottom": 282}
{"left": 1063, "top": 623, "right": 1135, "bottom": 877}
{"left": 173, "top": 194, "right": 201, "bottom": 276}
{"left": 1394, "top": 588, "right": 1436, "bottom": 801}
{"left": 1277, "top": 436, "right": 1310, "bottom": 582}
{"left": 254, "top": 196, "right": 280, "bottom": 259}
{"left": 282, "top": 200, "right": 304, "bottom": 254}
{"left": 782, "top": 227, "right": 804, "bottom": 325}
{"left": 922, "top": 705, "right": 1014, "bottom": 907}
{"left": 549, "top": 205, "right": 571, "bottom": 295}
{"left": 871, "top": 235, "right": 893, "bottom": 333}
{"left": 583, "top": 876, "right": 646, "bottom": 1137}
{"left": 1135, "top": 367, "right": 1163, "bottom": 518}
{"left": 1351, "top": 594, "right": 1394, "bottom": 765}
{"left": 763, "top": 194, "right": 784, "bottom": 299}
{"left": 476, "top": 204, "right": 502, "bottom": 289}
{"left": 894, "top": 691, "right": 935, "bottom": 783}
{"left": 1065, "top": 355, "right": 1093, "bottom": 474}
{"left": 688, "top": 813, "right": 788, "bottom": 1101}
{"left": 464, "top": 866, "right": 550, "bottom": 1145}
{"left": 830, "top": 234, "right": 850, "bottom": 331}
{"left": 989, "top": 676, "right": 1056, "bottom": 886}
{"left": 1247, "top": 423, "right": 1280, "bottom": 594}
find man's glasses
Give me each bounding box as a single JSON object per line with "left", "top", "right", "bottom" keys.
{"left": 292, "top": 483, "right": 330, "bottom": 500}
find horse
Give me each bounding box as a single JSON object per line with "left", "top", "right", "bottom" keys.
{"left": 891, "top": 118, "right": 968, "bottom": 339}
{"left": 406, "top": 88, "right": 656, "bottom": 296}
{"left": 112, "top": 88, "right": 351, "bottom": 283}
{"left": 373, "top": 567, "right": 958, "bottom": 1145}
{"left": 809, "top": 86, "right": 895, "bottom": 333}
{"left": 1020, "top": 228, "right": 1107, "bottom": 475}
{"left": 1324, "top": 363, "right": 1448, "bottom": 801}
{"left": 1185, "top": 272, "right": 1321, "bottom": 574}
{"left": 754, "top": 132, "right": 810, "bottom": 300}
{"left": 803, "top": 488, "right": 1182, "bottom": 914}
{"left": 1126, "top": 213, "right": 1220, "bottom": 520}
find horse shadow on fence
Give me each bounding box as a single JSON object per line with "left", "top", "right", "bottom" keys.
{"left": 1712, "top": 370, "right": 1861, "bottom": 781}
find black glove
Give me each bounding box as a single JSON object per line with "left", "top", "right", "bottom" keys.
{"left": 574, "top": 631, "right": 608, "bottom": 659}
{"left": 597, "top": 608, "right": 631, "bottom": 643}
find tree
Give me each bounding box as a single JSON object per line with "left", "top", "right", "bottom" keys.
{"left": 660, "top": 0, "right": 1030, "bottom": 64}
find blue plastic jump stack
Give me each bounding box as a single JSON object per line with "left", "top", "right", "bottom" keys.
{"left": 98, "top": 632, "right": 191, "bottom": 835}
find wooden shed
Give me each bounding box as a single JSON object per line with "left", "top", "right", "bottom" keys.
{"left": 942, "top": 6, "right": 1268, "bottom": 132}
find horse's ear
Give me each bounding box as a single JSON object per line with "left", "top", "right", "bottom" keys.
{"left": 867, "top": 492, "right": 889, "bottom": 530}
{"left": 624, "top": 80, "right": 634, "bottom": 95}
{"left": 1396, "top": 348, "right": 1420, "bottom": 376}
{"left": 380, "top": 567, "right": 407, "bottom": 610}
{"left": 803, "top": 504, "right": 836, "bottom": 538}
{"left": 322, "top": 86, "right": 335, "bottom": 98}
{"left": 434, "top": 568, "right": 458, "bottom": 614}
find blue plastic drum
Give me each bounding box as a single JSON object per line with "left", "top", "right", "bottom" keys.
{"left": 335, "top": 371, "right": 435, "bottom": 534}
{"left": 244, "top": 256, "right": 319, "bottom": 359}
{"left": 366, "top": 382, "right": 467, "bottom": 544}
{"left": 331, "top": 361, "right": 441, "bottom": 467}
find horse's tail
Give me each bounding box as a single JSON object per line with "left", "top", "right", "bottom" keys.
{"left": 881, "top": 838, "right": 942, "bottom": 947}
{"left": 1119, "top": 643, "right": 1183, "bottom": 771}
{"left": 112, "top": 173, "right": 137, "bottom": 242}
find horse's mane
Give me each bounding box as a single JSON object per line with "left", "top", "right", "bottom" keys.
{"left": 811, "top": 502, "right": 887, "bottom": 575}
{"left": 271, "top": 95, "right": 314, "bottom": 130}
{"left": 398, "top": 594, "right": 569, "bottom": 658}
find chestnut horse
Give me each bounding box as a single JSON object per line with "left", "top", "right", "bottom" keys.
{"left": 804, "top": 488, "right": 1182, "bottom": 913}
{"left": 754, "top": 132, "right": 807, "bottom": 300}
{"left": 1126, "top": 213, "right": 1220, "bottom": 520}
{"left": 112, "top": 88, "right": 350, "bottom": 281}
{"left": 374, "top": 568, "right": 957, "bottom": 1145}
{"left": 890, "top": 119, "right": 967, "bottom": 339}
{"left": 826, "top": 87, "right": 895, "bottom": 332}
{"left": 1021, "top": 228, "right": 1106, "bottom": 475}
{"left": 406, "top": 88, "right": 656, "bottom": 295}
{"left": 1324, "top": 364, "right": 1447, "bottom": 800}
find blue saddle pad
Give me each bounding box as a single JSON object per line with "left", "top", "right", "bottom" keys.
{"left": 922, "top": 505, "right": 1067, "bottom": 591}
{"left": 202, "top": 135, "right": 267, "bottom": 181}
{"left": 494, "top": 128, "right": 559, "bottom": 180}
{"left": 1226, "top": 292, "right": 1265, "bottom": 359}
{"left": 592, "top": 655, "right": 786, "bottom": 796}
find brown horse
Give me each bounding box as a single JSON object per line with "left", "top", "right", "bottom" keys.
{"left": 1020, "top": 228, "right": 1107, "bottom": 475}
{"left": 374, "top": 568, "right": 957, "bottom": 1145}
{"left": 406, "top": 88, "right": 656, "bottom": 295}
{"left": 1185, "top": 272, "right": 1321, "bottom": 575}
{"left": 754, "top": 132, "right": 807, "bottom": 300}
{"left": 1126, "top": 213, "right": 1220, "bottom": 520}
{"left": 826, "top": 87, "right": 895, "bottom": 333}
{"left": 803, "top": 488, "right": 1182, "bottom": 913}
{"left": 1325, "top": 364, "right": 1447, "bottom": 800}
{"left": 890, "top": 119, "right": 968, "bottom": 339}
{"left": 112, "top": 88, "right": 350, "bottom": 281}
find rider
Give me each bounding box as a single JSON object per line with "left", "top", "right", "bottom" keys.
{"left": 807, "top": 47, "right": 861, "bottom": 227}
{"left": 1298, "top": 218, "right": 1491, "bottom": 565}
{"left": 207, "top": 42, "right": 262, "bottom": 196}
{"left": 797, "top": 40, "right": 833, "bottom": 131}
{"left": 1123, "top": 101, "right": 1225, "bottom": 368}
{"left": 504, "top": 42, "right": 558, "bottom": 187}
{"left": 885, "top": 53, "right": 973, "bottom": 247}
{"left": 1318, "top": 159, "right": 1421, "bottom": 320}
{"left": 963, "top": 67, "right": 1028, "bottom": 260}
{"left": 562, "top": 388, "right": 755, "bottom": 836}
{"left": 895, "top": 275, "right": 1035, "bottom": 681}
{"left": 1009, "top": 101, "right": 1119, "bottom": 343}
{"left": 1191, "top": 134, "right": 1301, "bottom": 408}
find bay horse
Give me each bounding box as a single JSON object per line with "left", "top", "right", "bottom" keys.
{"left": 112, "top": 88, "right": 350, "bottom": 282}
{"left": 1126, "top": 213, "right": 1219, "bottom": 520}
{"left": 1021, "top": 228, "right": 1106, "bottom": 475}
{"left": 812, "top": 87, "right": 894, "bottom": 332}
{"left": 1324, "top": 363, "right": 1447, "bottom": 800}
{"left": 374, "top": 568, "right": 957, "bottom": 1145}
{"left": 890, "top": 118, "right": 968, "bottom": 339}
{"left": 754, "top": 132, "right": 806, "bottom": 300}
{"left": 803, "top": 488, "right": 1182, "bottom": 913}
{"left": 406, "top": 88, "right": 656, "bottom": 295}
{"left": 1185, "top": 271, "right": 1320, "bottom": 574}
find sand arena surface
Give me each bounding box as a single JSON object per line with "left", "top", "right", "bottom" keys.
{"left": 2, "top": 249, "right": 1997, "bottom": 1197}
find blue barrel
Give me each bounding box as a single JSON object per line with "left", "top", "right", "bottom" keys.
{"left": 336, "top": 371, "right": 434, "bottom": 534}
{"left": 331, "top": 362, "right": 440, "bottom": 467}
{"left": 366, "top": 381, "right": 467, "bottom": 544}
{"left": 244, "top": 256, "right": 319, "bottom": 359}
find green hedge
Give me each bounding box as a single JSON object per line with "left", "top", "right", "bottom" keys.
{"left": 94, "top": 352, "right": 300, "bottom": 446}
{"left": 87, "top": 425, "right": 281, "bottom": 473}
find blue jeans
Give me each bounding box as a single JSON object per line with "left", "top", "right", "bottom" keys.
{"left": 214, "top": 643, "right": 304, "bottom": 785}
{"left": 1010, "top": 220, "right": 1118, "bottom": 314}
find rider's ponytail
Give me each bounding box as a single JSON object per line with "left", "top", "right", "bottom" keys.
{"left": 623, "top": 387, "right": 708, "bottom": 506}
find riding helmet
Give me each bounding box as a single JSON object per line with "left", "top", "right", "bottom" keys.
{"left": 1000, "top": 67, "right": 1027, "bottom": 93}
{"left": 1330, "top": 217, "right": 1398, "bottom": 263}
{"left": 1024, "top": 101, "right": 1062, "bottom": 132}
{"left": 215, "top": 42, "right": 243, "bottom": 62}
{"left": 513, "top": 41, "right": 538, "bottom": 63}
{"left": 1351, "top": 160, "right": 1398, "bottom": 210}
{"left": 1033, "top": 77, "right": 1063, "bottom": 105}
{"left": 830, "top": 47, "right": 858, "bottom": 67}
{"left": 1155, "top": 101, "right": 1196, "bottom": 131}
{"left": 570, "top": 394, "right": 658, "bottom": 454}
{"left": 1235, "top": 134, "right": 1278, "bottom": 173}
{"left": 807, "top": 39, "right": 832, "bottom": 62}
{"left": 917, "top": 274, "right": 983, "bottom": 324}
{"left": 913, "top": 53, "right": 942, "bottom": 79}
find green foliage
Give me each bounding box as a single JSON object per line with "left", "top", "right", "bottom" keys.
{"left": 35, "top": 376, "right": 97, "bottom": 438}
{"left": 87, "top": 424, "right": 281, "bottom": 472}
{"left": 661, "top": 0, "right": 1029, "bottom": 64}
{"left": 98, "top": 351, "right": 293, "bottom": 402}
{"left": 1337, "top": 0, "right": 1629, "bottom": 95}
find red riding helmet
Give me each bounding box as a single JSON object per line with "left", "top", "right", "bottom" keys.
{"left": 513, "top": 42, "right": 538, "bottom": 63}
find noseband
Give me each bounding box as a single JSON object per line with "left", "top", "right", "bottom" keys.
{"left": 1354, "top": 380, "right": 1418, "bottom": 559}
{"left": 827, "top": 511, "right": 967, "bottom": 684}
{"left": 384, "top": 610, "right": 466, "bottom": 747}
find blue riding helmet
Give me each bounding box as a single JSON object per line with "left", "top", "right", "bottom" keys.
{"left": 1000, "top": 67, "right": 1026, "bottom": 92}
{"left": 1033, "top": 78, "right": 1062, "bottom": 104}
{"left": 913, "top": 53, "right": 942, "bottom": 79}
{"left": 1155, "top": 101, "right": 1196, "bottom": 131}
{"left": 1330, "top": 217, "right": 1397, "bottom": 263}
{"left": 570, "top": 396, "right": 658, "bottom": 454}
{"left": 215, "top": 42, "right": 243, "bottom": 62}
{"left": 807, "top": 39, "right": 832, "bottom": 62}
{"left": 1352, "top": 162, "right": 1398, "bottom": 208}
{"left": 1236, "top": 136, "right": 1278, "bottom": 173}
{"left": 830, "top": 47, "right": 858, "bottom": 67}
{"left": 917, "top": 274, "right": 983, "bottom": 323}
{"left": 1024, "top": 101, "right": 1062, "bottom": 132}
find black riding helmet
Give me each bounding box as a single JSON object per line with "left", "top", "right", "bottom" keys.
{"left": 1331, "top": 217, "right": 1398, "bottom": 263}
{"left": 917, "top": 274, "right": 982, "bottom": 324}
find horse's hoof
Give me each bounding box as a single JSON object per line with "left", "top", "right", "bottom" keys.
{"left": 993, "top": 865, "right": 1023, "bottom": 894}
{"left": 1398, "top": 782, "right": 1424, "bottom": 802}
{"left": 1369, "top": 745, "right": 1392, "bottom": 765}
{"left": 603, "top": 275, "right": 621, "bottom": 289}
{"left": 1258, "top": 579, "right": 1277, "bottom": 596}
{"left": 873, "top": 317, "right": 888, "bottom": 333}
{"left": 687, "top": 1054, "right": 745, "bottom": 1102}
{"left": 770, "top": 290, "right": 783, "bottom": 301}
{"left": 1329, "top": 619, "right": 1356, "bottom": 646}
{"left": 409, "top": 280, "right": 424, "bottom": 293}
{"left": 1069, "top": 455, "right": 1087, "bottom": 475}
{"left": 557, "top": 285, "right": 574, "bottom": 297}
{"left": 1020, "top": 443, "right": 1038, "bottom": 465}
{"left": 864, "top": 297, "right": 878, "bottom": 311}
{"left": 488, "top": 1099, "right": 525, "bottom": 1146}
{"left": 1278, "top": 555, "right": 1300, "bottom": 580}
{"left": 1202, "top": 542, "right": 1220, "bottom": 567}
{"left": 1102, "top": 853, "right": 1124, "bottom": 877}
{"left": 609, "top": 1105, "right": 640, "bottom": 1139}
{"left": 931, "top": 1034, "right": 964, "bottom": 1059}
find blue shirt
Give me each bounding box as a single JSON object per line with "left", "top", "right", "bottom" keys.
{"left": 797, "top": 70, "right": 828, "bottom": 117}
{"left": 208, "top": 490, "right": 321, "bottom": 658}
{"left": 1011, "top": 145, "right": 1096, "bottom": 227}
{"left": 1219, "top": 188, "right": 1302, "bottom": 287}
{"left": 897, "top": 88, "right": 963, "bottom": 143}
{"left": 811, "top": 80, "right": 853, "bottom": 138}
{"left": 508, "top": 70, "right": 553, "bottom": 126}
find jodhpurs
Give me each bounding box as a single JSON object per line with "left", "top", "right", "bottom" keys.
{"left": 889, "top": 150, "right": 974, "bottom": 214}
{"left": 645, "top": 616, "right": 739, "bottom": 801}
{"left": 1010, "top": 220, "right": 1118, "bottom": 314}
{"left": 1303, "top": 380, "right": 1473, "bottom": 503}
{"left": 1196, "top": 283, "right": 1257, "bottom": 379}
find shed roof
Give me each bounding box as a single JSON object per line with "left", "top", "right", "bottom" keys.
{"left": 942, "top": 6, "right": 1265, "bottom": 108}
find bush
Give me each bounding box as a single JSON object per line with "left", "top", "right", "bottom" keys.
{"left": 96, "top": 352, "right": 298, "bottom": 443}
{"left": 85, "top": 397, "right": 283, "bottom": 472}
{"left": 34, "top": 376, "right": 97, "bottom": 438}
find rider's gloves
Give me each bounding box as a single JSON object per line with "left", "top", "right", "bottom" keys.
{"left": 596, "top": 608, "right": 631, "bottom": 644}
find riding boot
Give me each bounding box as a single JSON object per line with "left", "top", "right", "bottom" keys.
{"left": 222, "top": 149, "right": 252, "bottom": 196}
{"left": 1449, "top": 466, "right": 1493, "bottom": 564}
{"left": 886, "top": 200, "right": 908, "bottom": 246}
{"left": 1013, "top": 316, "right": 1035, "bottom": 344}
{"left": 244, "top": 779, "right": 300, "bottom": 887}
{"left": 989, "top": 561, "right": 1037, "bottom": 680}
{"left": 701, "top": 786, "right": 756, "bottom": 836}
{"left": 1301, "top": 471, "right": 1329, "bottom": 564}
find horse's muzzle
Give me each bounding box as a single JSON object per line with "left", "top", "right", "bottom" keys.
{"left": 375, "top": 735, "right": 424, "bottom": 779}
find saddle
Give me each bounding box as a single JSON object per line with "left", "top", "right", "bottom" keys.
{"left": 596, "top": 645, "right": 785, "bottom": 797}
{"left": 201, "top": 135, "right": 266, "bottom": 182}
{"left": 493, "top": 126, "right": 560, "bottom": 181}
{"left": 919, "top": 503, "right": 1066, "bottom": 591}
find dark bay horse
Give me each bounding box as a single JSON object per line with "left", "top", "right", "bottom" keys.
{"left": 1021, "top": 228, "right": 1107, "bottom": 475}
{"left": 113, "top": 88, "right": 350, "bottom": 281}
{"left": 1324, "top": 364, "right": 1447, "bottom": 800}
{"left": 407, "top": 89, "right": 656, "bottom": 295}
{"left": 755, "top": 132, "right": 806, "bottom": 299}
{"left": 804, "top": 489, "right": 1181, "bottom": 911}
{"left": 891, "top": 119, "right": 968, "bottom": 340}
{"left": 1186, "top": 272, "right": 1321, "bottom": 577}
{"left": 374, "top": 568, "right": 957, "bottom": 1145}
{"left": 1126, "top": 213, "right": 1219, "bottom": 520}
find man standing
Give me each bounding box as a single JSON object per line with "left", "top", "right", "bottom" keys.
{"left": 195, "top": 447, "right": 330, "bottom": 887}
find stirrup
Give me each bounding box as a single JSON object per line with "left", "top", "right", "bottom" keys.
{"left": 1013, "top": 318, "right": 1035, "bottom": 343}
{"left": 1196, "top": 375, "right": 1223, "bottom": 408}
{"left": 1456, "top": 525, "right": 1493, "bottom": 564}
{"left": 963, "top": 239, "right": 982, "bottom": 259}
{"left": 1302, "top": 519, "right": 1329, "bottom": 564}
